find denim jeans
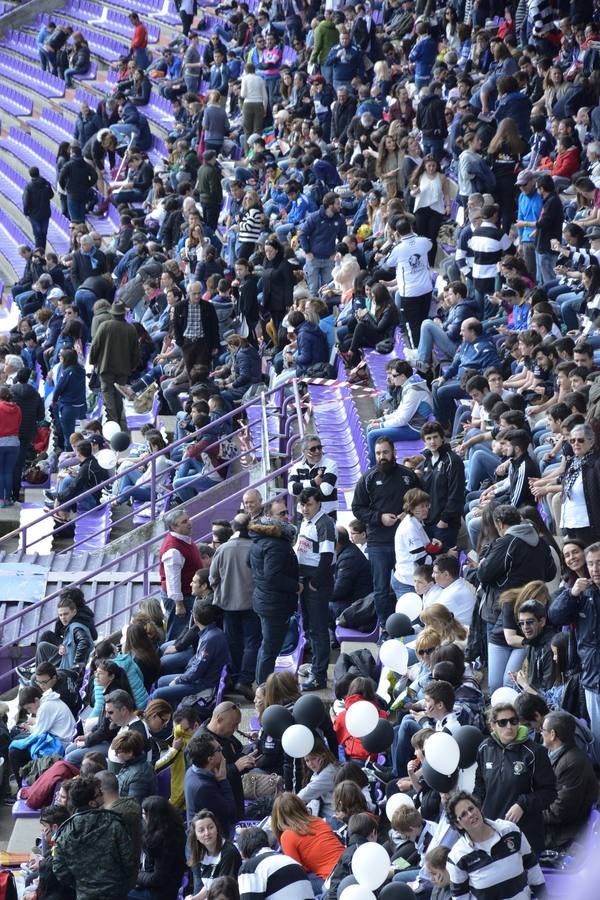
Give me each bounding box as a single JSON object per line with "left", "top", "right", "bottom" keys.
{"left": 222, "top": 609, "right": 261, "bottom": 686}
{"left": 28, "top": 216, "right": 50, "bottom": 251}
{"left": 153, "top": 674, "right": 209, "bottom": 704}
{"left": 256, "top": 613, "right": 291, "bottom": 683}
{"left": 74, "top": 288, "right": 97, "bottom": 334}
{"left": 391, "top": 572, "right": 414, "bottom": 599}
{"left": 422, "top": 137, "right": 444, "bottom": 160}
{"left": 161, "top": 590, "right": 194, "bottom": 642}
{"left": 585, "top": 689, "right": 600, "bottom": 744}
{"left": 159, "top": 642, "right": 194, "bottom": 675}
{"left": 391, "top": 715, "right": 421, "bottom": 776}
{"left": 369, "top": 544, "right": 396, "bottom": 625}
{"left": 467, "top": 445, "right": 500, "bottom": 492}
{"left": 58, "top": 402, "right": 87, "bottom": 448}
{"left": 417, "top": 320, "right": 457, "bottom": 366}
{"left": 67, "top": 195, "right": 87, "bottom": 224}
{"left": 534, "top": 251, "right": 558, "bottom": 286}
{"left": 304, "top": 257, "right": 334, "bottom": 295}
{"left": 0, "top": 445, "right": 19, "bottom": 501}
{"left": 367, "top": 425, "right": 421, "bottom": 465}
{"left": 487, "top": 639, "right": 527, "bottom": 692}
{"left": 110, "top": 123, "right": 140, "bottom": 145}
{"left": 432, "top": 381, "right": 469, "bottom": 429}
{"left": 300, "top": 578, "right": 330, "bottom": 684}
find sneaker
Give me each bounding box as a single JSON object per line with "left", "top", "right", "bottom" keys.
{"left": 44, "top": 490, "right": 56, "bottom": 503}
{"left": 233, "top": 682, "right": 255, "bottom": 702}
{"left": 298, "top": 663, "right": 312, "bottom": 677}
{"left": 16, "top": 664, "right": 34, "bottom": 683}
{"left": 301, "top": 677, "right": 327, "bottom": 692}
{"left": 403, "top": 348, "right": 419, "bottom": 363}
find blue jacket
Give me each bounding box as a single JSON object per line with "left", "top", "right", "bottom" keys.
{"left": 408, "top": 36, "right": 438, "bottom": 79}
{"left": 549, "top": 585, "right": 600, "bottom": 693}
{"left": 295, "top": 320, "right": 328, "bottom": 374}
{"left": 175, "top": 623, "right": 231, "bottom": 688}
{"left": 120, "top": 101, "right": 151, "bottom": 151}
{"left": 184, "top": 765, "right": 237, "bottom": 832}
{"left": 495, "top": 91, "right": 532, "bottom": 141}
{"left": 299, "top": 207, "right": 347, "bottom": 259}
{"left": 325, "top": 42, "right": 362, "bottom": 82}
{"left": 231, "top": 345, "right": 261, "bottom": 389}
{"left": 286, "top": 193, "right": 310, "bottom": 225}
{"left": 53, "top": 363, "right": 86, "bottom": 407}
{"left": 209, "top": 63, "right": 229, "bottom": 95}
{"left": 443, "top": 298, "right": 481, "bottom": 343}
{"left": 443, "top": 336, "right": 500, "bottom": 381}
{"left": 517, "top": 191, "right": 543, "bottom": 243}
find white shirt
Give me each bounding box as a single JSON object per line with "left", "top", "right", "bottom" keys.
{"left": 394, "top": 515, "right": 432, "bottom": 585}
{"left": 433, "top": 577, "right": 476, "bottom": 626}
{"left": 560, "top": 471, "right": 590, "bottom": 529}
{"left": 35, "top": 690, "right": 76, "bottom": 746}
{"left": 414, "top": 173, "right": 446, "bottom": 215}
{"left": 161, "top": 530, "right": 193, "bottom": 603}
{"left": 395, "top": 233, "right": 433, "bottom": 298}
{"left": 241, "top": 72, "right": 268, "bottom": 108}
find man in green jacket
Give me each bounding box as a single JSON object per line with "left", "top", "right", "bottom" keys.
{"left": 52, "top": 775, "right": 137, "bottom": 900}
{"left": 195, "top": 149, "right": 223, "bottom": 231}
{"left": 89, "top": 300, "right": 140, "bottom": 428}
{"left": 310, "top": 11, "right": 339, "bottom": 80}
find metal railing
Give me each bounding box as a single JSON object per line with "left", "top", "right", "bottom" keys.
{"left": 0, "top": 379, "right": 304, "bottom": 555}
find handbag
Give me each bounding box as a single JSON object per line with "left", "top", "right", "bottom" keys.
{"left": 375, "top": 337, "right": 394, "bottom": 354}
{"left": 32, "top": 425, "right": 50, "bottom": 453}
{"left": 241, "top": 770, "right": 284, "bottom": 800}
{"left": 239, "top": 314, "right": 250, "bottom": 338}
{"left": 22, "top": 465, "right": 48, "bottom": 485}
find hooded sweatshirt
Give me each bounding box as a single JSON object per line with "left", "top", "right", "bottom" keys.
{"left": 333, "top": 693, "right": 389, "bottom": 760}
{"left": 34, "top": 690, "right": 76, "bottom": 746}
{"left": 382, "top": 374, "right": 433, "bottom": 429}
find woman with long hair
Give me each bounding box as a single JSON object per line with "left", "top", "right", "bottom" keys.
{"left": 409, "top": 155, "right": 452, "bottom": 265}
{"left": 237, "top": 190, "right": 264, "bottom": 259}
{"left": 487, "top": 580, "right": 551, "bottom": 693}
{"left": 392, "top": 489, "right": 440, "bottom": 599}
{"left": 187, "top": 809, "right": 242, "bottom": 900}
{"left": 129, "top": 795, "right": 186, "bottom": 900}
{"left": 271, "top": 793, "right": 344, "bottom": 893}
{"left": 343, "top": 283, "right": 399, "bottom": 369}
{"left": 421, "top": 604, "right": 468, "bottom": 646}
{"left": 541, "top": 65, "right": 570, "bottom": 115}
{"left": 561, "top": 538, "right": 589, "bottom": 589}
{"left": 487, "top": 117, "right": 528, "bottom": 232}
{"left": 331, "top": 779, "right": 369, "bottom": 826}
{"left": 64, "top": 658, "right": 132, "bottom": 764}
{"left": 260, "top": 237, "right": 295, "bottom": 342}
{"left": 333, "top": 676, "right": 388, "bottom": 763}
{"left": 52, "top": 347, "right": 87, "bottom": 450}
{"left": 376, "top": 132, "right": 405, "bottom": 199}
{"left": 123, "top": 621, "right": 161, "bottom": 691}
{"left": 298, "top": 737, "right": 340, "bottom": 820}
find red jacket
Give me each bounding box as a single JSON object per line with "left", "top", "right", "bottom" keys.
{"left": 0, "top": 400, "right": 22, "bottom": 438}
{"left": 333, "top": 694, "right": 389, "bottom": 761}
{"left": 130, "top": 22, "right": 148, "bottom": 49}
{"left": 21, "top": 760, "right": 79, "bottom": 809}
{"left": 550, "top": 146, "right": 581, "bottom": 178}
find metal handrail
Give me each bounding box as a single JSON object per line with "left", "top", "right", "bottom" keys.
{"left": 1, "top": 382, "right": 294, "bottom": 554}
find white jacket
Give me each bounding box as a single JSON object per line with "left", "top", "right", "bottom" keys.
{"left": 382, "top": 375, "right": 433, "bottom": 429}
{"left": 34, "top": 690, "right": 76, "bottom": 746}
{"left": 394, "top": 515, "right": 432, "bottom": 585}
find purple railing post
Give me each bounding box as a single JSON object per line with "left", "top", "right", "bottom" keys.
{"left": 142, "top": 544, "right": 150, "bottom": 596}
{"left": 150, "top": 456, "right": 156, "bottom": 520}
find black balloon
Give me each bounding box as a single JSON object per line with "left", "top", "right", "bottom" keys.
{"left": 293, "top": 694, "right": 325, "bottom": 729}
{"left": 379, "top": 882, "right": 415, "bottom": 899}
{"left": 361, "top": 719, "right": 394, "bottom": 753}
{"left": 110, "top": 431, "right": 131, "bottom": 452}
{"left": 385, "top": 613, "right": 414, "bottom": 638}
{"left": 261, "top": 704, "right": 294, "bottom": 739}
{"left": 337, "top": 875, "right": 358, "bottom": 898}
{"left": 455, "top": 725, "right": 485, "bottom": 769}
{"left": 420, "top": 759, "right": 458, "bottom": 793}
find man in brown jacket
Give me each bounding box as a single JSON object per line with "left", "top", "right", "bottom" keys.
{"left": 89, "top": 301, "right": 140, "bottom": 427}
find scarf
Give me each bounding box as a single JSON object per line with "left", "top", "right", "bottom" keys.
{"left": 561, "top": 449, "right": 596, "bottom": 499}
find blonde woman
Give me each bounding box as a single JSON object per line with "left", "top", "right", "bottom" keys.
{"left": 421, "top": 604, "right": 468, "bottom": 647}
{"left": 271, "top": 793, "right": 344, "bottom": 893}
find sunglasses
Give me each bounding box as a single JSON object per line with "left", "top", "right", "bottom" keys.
{"left": 307, "top": 445, "right": 322, "bottom": 451}
{"left": 495, "top": 716, "right": 519, "bottom": 727}
{"left": 570, "top": 437, "right": 587, "bottom": 444}
{"left": 518, "top": 618, "right": 538, "bottom": 627}
{"left": 419, "top": 647, "right": 436, "bottom": 655}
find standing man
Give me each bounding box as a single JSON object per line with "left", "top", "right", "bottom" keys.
{"left": 128, "top": 12, "right": 150, "bottom": 69}
{"left": 58, "top": 143, "right": 97, "bottom": 224}
{"left": 173, "top": 282, "right": 220, "bottom": 377}
{"left": 295, "top": 487, "right": 336, "bottom": 691}
{"left": 299, "top": 192, "right": 347, "bottom": 296}
{"left": 417, "top": 420, "right": 465, "bottom": 550}
{"left": 534, "top": 174, "right": 564, "bottom": 286}
{"left": 468, "top": 202, "right": 512, "bottom": 311}
{"left": 22, "top": 167, "right": 54, "bottom": 252}
{"left": 352, "top": 437, "right": 419, "bottom": 627}
{"left": 288, "top": 433, "right": 338, "bottom": 519}
{"left": 550, "top": 542, "right": 600, "bottom": 741}
{"left": 89, "top": 301, "right": 140, "bottom": 426}
{"left": 159, "top": 509, "right": 203, "bottom": 642}
{"left": 242, "top": 489, "right": 264, "bottom": 520}
{"left": 390, "top": 216, "right": 433, "bottom": 348}
{"left": 325, "top": 29, "right": 362, "bottom": 91}
{"left": 209, "top": 513, "right": 259, "bottom": 701}
{"left": 515, "top": 170, "right": 543, "bottom": 281}
{"left": 195, "top": 151, "right": 223, "bottom": 232}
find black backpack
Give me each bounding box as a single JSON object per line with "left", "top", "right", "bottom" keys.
{"left": 334, "top": 648, "right": 380, "bottom": 685}
{"left": 336, "top": 593, "right": 377, "bottom": 632}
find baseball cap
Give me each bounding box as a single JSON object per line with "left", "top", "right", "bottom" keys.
{"left": 516, "top": 169, "right": 536, "bottom": 186}
{"left": 47, "top": 287, "right": 66, "bottom": 300}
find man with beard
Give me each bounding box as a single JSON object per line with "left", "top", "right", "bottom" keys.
{"left": 351, "top": 437, "right": 419, "bottom": 627}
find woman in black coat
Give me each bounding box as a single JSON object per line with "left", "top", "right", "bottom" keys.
{"left": 130, "top": 796, "right": 187, "bottom": 900}
{"left": 234, "top": 258, "right": 260, "bottom": 348}
{"left": 345, "top": 283, "right": 399, "bottom": 368}
{"left": 259, "top": 238, "right": 295, "bottom": 341}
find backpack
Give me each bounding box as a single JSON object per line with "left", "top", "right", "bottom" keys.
{"left": 0, "top": 871, "right": 17, "bottom": 900}
{"left": 336, "top": 593, "right": 377, "bottom": 632}
{"left": 334, "top": 648, "right": 380, "bottom": 685}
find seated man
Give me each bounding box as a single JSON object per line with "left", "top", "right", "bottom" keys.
{"left": 9, "top": 684, "right": 75, "bottom": 780}
{"left": 408, "top": 281, "right": 479, "bottom": 373}
{"left": 237, "top": 826, "right": 315, "bottom": 900}
{"left": 392, "top": 679, "right": 466, "bottom": 777}
{"left": 366, "top": 361, "right": 433, "bottom": 465}
{"left": 153, "top": 601, "right": 231, "bottom": 705}
{"left": 512, "top": 600, "right": 556, "bottom": 694}
{"left": 541, "top": 710, "right": 598, "bottom": 849}
{"left": 48, "top": 439, "right": 106, "bottom": 520}
{"left": 184, "top": 733, "right": 237, "bottom": 832}
{"left": 431, "top": 555, "right": 476, "bottom": 626}
{"left": 330, "top": 526, "right": 373, "bottom": 623}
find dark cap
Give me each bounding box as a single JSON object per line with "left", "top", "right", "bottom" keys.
{"left": 110, "top": 301, "right": 127, "bottom": 317}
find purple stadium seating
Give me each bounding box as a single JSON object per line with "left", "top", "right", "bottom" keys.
{"left": 0, "top": 85, "right": 32, "bottom": 118}
{"left": 73, "top": 504, "right": 113, "bottom": 553}
{"left": 0, "top": 55, "right": 64, "bottom": 97}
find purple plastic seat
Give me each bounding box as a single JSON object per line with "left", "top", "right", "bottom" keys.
{"left": 12, "top": 797, "right": 41, "bottom": 818}
{"left": 335, "top": 623, "right": 381, "bottom": 644}
{"left": 73, "top": 505, "right": 112, "bottom": 552}
{"left": 275, "top": 614, "right": 306, "bottom": 676}
{"left": 156, "top": 767, "right": 171, "bottom": 798}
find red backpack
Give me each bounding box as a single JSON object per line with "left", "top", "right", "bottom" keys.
{"left": 0, "top": 871, "right": 17, "bottom": 900}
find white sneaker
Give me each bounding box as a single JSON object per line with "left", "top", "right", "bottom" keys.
{"left": 403, "top": 348, "right": 419, "bottom": 363}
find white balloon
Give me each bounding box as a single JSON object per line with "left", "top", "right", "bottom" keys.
{"left": 490, "top": 687, "right": 519, "bottom": 707}
{"left": 385, "top": 792, "right": 415, "bottom": 821}
{"left": 102, "top": 421, "right": 121, "bottom": 440}
{"left": 379, "top": 639, "right": 409, "bottom": 674}
{"left": 95, "top": 448, "right": 117, "bottom": 470}
{"left": 458, "top": 763, "right": 477, "bottom": 793}
{"left": 351, "top": 842, "right": 391, "bottom": 890}
{"left": 424, "top": 732, "right": 460, "bottom": 776}
{"left": 345, "top": 701, "right": 380, "bottom": 739}
{"left": 281, "top": 724, "right": 314, "bottom": 758}
{"left": 340, "top": 887, "right": 376, "bottom": 900}
{"left": 395, "top": 591, "right": 423, "bottom": 621}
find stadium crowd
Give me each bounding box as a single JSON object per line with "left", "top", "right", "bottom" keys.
{"left": 2, "top": 0, "right": 600, "bottom": 896}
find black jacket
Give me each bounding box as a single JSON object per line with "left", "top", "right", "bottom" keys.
{"left": 524, "top": 624, "right": 556, "bottom": 692}
{"left": 419, "top": 444, "right": 465, "bottom": 528}
{"left": 416, "top": 93, "right": 448, "bottom": 139}
{"left": 70, "top": 249, "right": 107, "bottom": 291}
{"left": 135, "top": 829, "right": 186, "bottom": 900}
{"left": 260, "top": 252, "right": 294, "bottom": 313}
{"left": 58, "top": 155, "right": 98, "bottom": 200}
{"left": 10, "top": 382, "right": 44, "bottom": 443}
{"left": 535, "top": 192, "right": 564, "bottom": 252}
{"left": 22, "top": 176, "right": 54, "bottom": 220}
{"left": 325, "top": 834, "right": 369, "bottom": 900}
{"left": 473, "top": 728, "right": 556, "bottom": 852}
{"left": 332, "top": 543, "right": 373, "bottom": 606}
{"left": 549, "top": 583, "right": 600, "bottom": 692}
{"left": 237, "top": 274, "right": 260, "bottom": 325}
{"left": 331, "top": 96, "right": 357, "bottom": 143}
{"left": 56, "top": 455, "right": 107, "bottom": 506}
{"left": 173, "top": 298, "right": 220, "bottom": 353}
{"left": 478, "top": 522, "right": 556, "bottom": 623}
{"left": 248, "top": 519, "right": 299, "bottom": 618}
{"left": 194, "top": 722, "right": 245, "bottom": 818}
{"left": 563, "top": 449, "right": 600, "bottom": 534}
{"left": 543, "top": 743, "right": 598, "bottom": 848}
{"left": 74, "top": 111, "right": 101, "bottom": 146}
{"left": 351, "top": 462, "right": 419, "bottom": 546}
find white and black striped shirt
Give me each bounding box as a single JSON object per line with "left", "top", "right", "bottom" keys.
{"left": 288, "top": 455, "right": 338, "bottom": 515}
{"left": 447, "top": 818, "right": 545, "bottom": 900}
{"left": 238, "top": 849, "right": 314, "bottom": 900}
{"left": 468, "top": 222, "right": 512, "bottom": 292}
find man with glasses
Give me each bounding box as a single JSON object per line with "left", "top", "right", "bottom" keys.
{"left": 263, "top": 497, "right": 289, "bottom": 520}
{"left": 34, "top": 661, "right": 81, "bottom": 718}
{"left": 511, "top": 600, "right": 555, "bottom": 694}
{"left": 550, "top": 542, "right": 600, "bottom": 742}
{"left": 473, "top": 703, "right": 556, "bottom": 853}
{"left": 366, "top": 361, "right": 433, "bottom": 464}
{"left": 173, "top": 281, "right": 220, "bottom": 377}
{"left": 185, "top": 733, "right": 237, "bottom": 833}
{"left": 289, "top": 433, "right": 338, "bottom": 519}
